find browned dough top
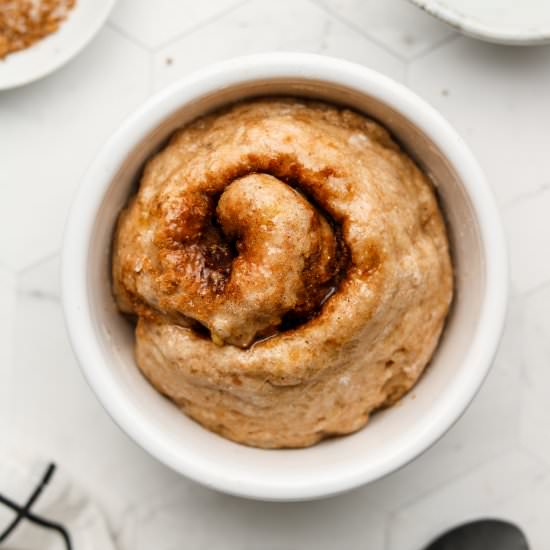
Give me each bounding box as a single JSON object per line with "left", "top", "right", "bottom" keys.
{"left": 112, "top": 97, "right": 453, "bottom": 448}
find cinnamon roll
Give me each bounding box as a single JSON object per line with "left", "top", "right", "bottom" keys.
{"left": 112, "top": 98, "right": 453, "bottom": 448}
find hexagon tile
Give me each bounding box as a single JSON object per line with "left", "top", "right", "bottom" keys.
{"left": 117, "top": 483, "right": 387, "bottom": 550}
{"left": 503, "top": 187, "right": 550, "bottom": 294}
{"left": 520, "top": 282, "right": 550, "bottom": 469}
{"left": 10, "top": 255, "right": 183, "bottom": 533}
{"left": 152, "top": 0, "right": 404, "bottom": 91}
{"left": 0, "top": 27, "right": 150, "bottom": 271}
{"left": 109, "top": 0, "right": 245, "bottom": 50}
{"left": 408, "top": 37, "right": 550, "bottom": 207}
{"left": 0, "top": 265, "right": 16, "bottom": 432}
{"left": 388, "top": 450, "right": 548, "bottom": 550}
{"left": 315, "top": 0, "right": 456, "bottom": 60}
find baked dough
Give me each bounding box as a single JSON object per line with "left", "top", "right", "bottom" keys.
{"left": 112, "top": 98, "right": 453, "bottom": 448}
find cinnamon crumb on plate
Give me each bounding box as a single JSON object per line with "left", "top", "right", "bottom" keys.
{"left": 0, "top": 0, "right": 76, "bottom": 59}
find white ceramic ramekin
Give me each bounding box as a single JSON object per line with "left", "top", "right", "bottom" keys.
{"left": 62, "top": 53, "right": 508, "bottom": 501}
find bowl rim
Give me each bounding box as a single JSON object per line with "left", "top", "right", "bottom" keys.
{"left": 408, "top": 0, "right": 550, "bottom": 45}
{"left": 62, "top": 52, "right": 508, "bottom": 501}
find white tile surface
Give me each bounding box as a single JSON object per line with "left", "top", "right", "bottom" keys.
{"left": 12, "top": 256, "right": 181, "bottom": 530}
{"left": 408, "top": 38, "right": 550, "bottom": 206}
{"left": 0, "top": 27, "right": 150, "bottom": 270}
{"left": 153, "top": 0, "right": 404, "bottom": 90}
{"left": 118, "top": 484, "right": 386, "bottom": 549}
{"left": 316, "top": 0, "right": 456, "bottom": 59}
{"left": 388, "top": 450, "right": 546, "bottom": 550}
{"left": 490, "top": 472, "right": 550, "bottom": 550}
{"left": 504, "top": 187, "right": 550, "bottom": 293}
{"left": 2, "top": 0, "right": 550, "bottom": 548}
{"left": 0, "top": 265, "right": 16, "bottom": 432}
{"left": 520, "top": 283, "right": 550, "bottom": 468}
{"left": 109, "top": 0, "right": 244, "bottom": 49}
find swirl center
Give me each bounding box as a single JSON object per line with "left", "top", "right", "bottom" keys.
{"left": 210, "top": 173, "right": 339, "bottom": 347}
{"left": 160, "top": 172, "right": 346, "bottom": 348}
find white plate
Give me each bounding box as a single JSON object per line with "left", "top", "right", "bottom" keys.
{"left": 0, "top": 0, "right": 116, "bottom": 90}
{"left": 409, "top": 0, "right": 550, "bottom": 45}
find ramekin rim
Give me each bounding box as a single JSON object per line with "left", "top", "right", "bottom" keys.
{"left": 62, "top": 52, "right": 508, "bottom": 501}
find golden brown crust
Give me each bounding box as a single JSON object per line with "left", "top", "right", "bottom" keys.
{"left": 112, "top": 97, "right": 453, "bottom": 448}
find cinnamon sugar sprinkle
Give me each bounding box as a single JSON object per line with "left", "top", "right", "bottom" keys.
{"left": 0, "top": 0, "right": 76, "bottom": 60}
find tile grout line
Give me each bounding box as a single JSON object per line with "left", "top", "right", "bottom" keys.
{"left": 107, "top": 20, "right": 152, "bottom": 52}
{"left": 383, "top": 510, "right": 395, "bottom": 550}
{"left": 386, "top": 446, "right": 547, "bottom": 546}
{"left": 148, "top": 48, "right": 155, "bottom": 96}
{"left": 407, "top": 32, "right": 461, "bottom": 65}
{"left": 406, "top": 30, "right": 461, "bottom": 63}
{"left": 0, "top": 270, "right": 17, "bottom": 439}
{"left": 501, "top": 181, "right": 550, "bottom": 211}
{"left": 151, "top": 0, "right": 251, "bottom": 54}
{"left": 16, "top": 251, "right": 60, "bottom": 278}
{"left": 318, "top": 16, "right": 332, "bottom": 53}
{"left": 312, "top": 0, "right": 463, "bottom": 70}
{"left": 309, "top": 0, "right": 406, "bottom": 64}
{"left": 404, "top": 61, "right": 411, "bottom": 86}
{"left": 519, "top": 277, "right": 550, "bottom": 300}
{"left": 517, "top": 442, "right": 550, "bottom": 473}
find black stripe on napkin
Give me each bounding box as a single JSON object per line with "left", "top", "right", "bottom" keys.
{"left": 0, "top": 462, "right": 72, "bottom": 550}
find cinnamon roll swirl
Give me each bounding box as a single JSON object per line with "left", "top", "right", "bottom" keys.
{"left": 112, "top": 98, "right": 453, "bottom": 448}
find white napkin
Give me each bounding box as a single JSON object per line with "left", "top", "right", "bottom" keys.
{"left": 0, "top": 444, "right": 116, "bottom": 550}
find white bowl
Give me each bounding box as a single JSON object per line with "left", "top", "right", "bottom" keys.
{"left": 0, "top": 0, "right": 116, "bottom": 90}
{"left": 409, "top": 0, "right": 550, "bottom": 45}
{"left": 62, "top": 53, "right": 508, "bottom": 501}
